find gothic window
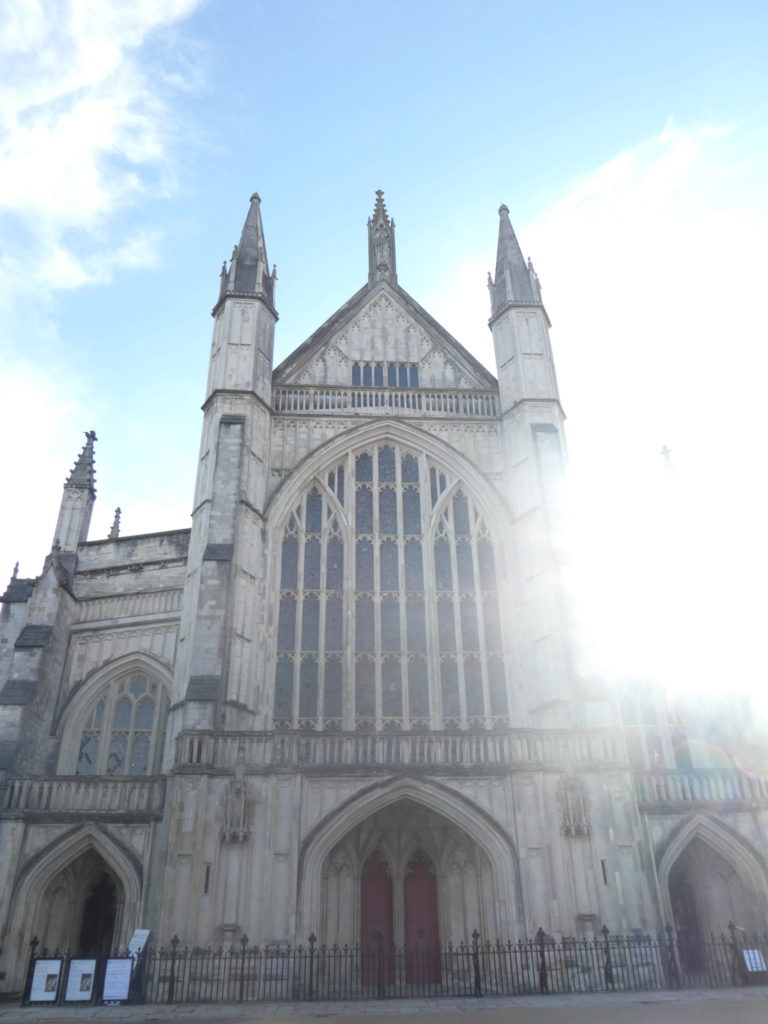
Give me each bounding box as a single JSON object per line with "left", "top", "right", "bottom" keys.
{"left": 273, "top": 446, "right": 509, "bottom": 731}
{"left": 352, "top": 361, "right": 419, "bottom": 388}
{"left": 74, "top": 673, "right": 166, "bottom": 776}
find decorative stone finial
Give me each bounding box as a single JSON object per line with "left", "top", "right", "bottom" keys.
{"left": 65, "top": 431, "right": 98, "bottom": 495}
{"left": 499, "top": 203, "right": 510, "bottom": 216}
{"left": 108, "top": 507, "right": 122, "bottom": 540}
{"left": 368, "top": 189, "right": 397, "bottom": 286}
{"left": 373, "top": 189, "right": 388, "bottom": 219}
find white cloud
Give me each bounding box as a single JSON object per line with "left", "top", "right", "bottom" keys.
{"left": 0, "top": 0, "right": 204, "bottom": 301}
{"left": 0, "top": 355, "right": 88, "bottom": 579}
{"left": 0, "top": 0, "right": 204, "bottom": 582}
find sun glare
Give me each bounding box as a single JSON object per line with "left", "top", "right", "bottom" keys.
{"left": 563, "top": 449, "right": 768, "bottom": 721}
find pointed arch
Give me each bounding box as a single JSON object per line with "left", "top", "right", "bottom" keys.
{"left": 3, "top": 823, "right": 143, "bottom": 981}
{"left": 655, "top": 813, "right": 768, "bottom": 926}
{"left": 266, "top": 419, "right": 512, "bottom": 538}
{"left": 267, "top": 422, "right": 514, "bottom": 731}
{"left": 297, "top": 775, "right": 524, "bottom": 939}
{"left": 56, "top": 653, "right": 172, "bottom": 774}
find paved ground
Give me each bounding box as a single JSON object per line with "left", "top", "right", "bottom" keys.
{"left": 2, "top": 988, "right": 768, "bottom": 1024}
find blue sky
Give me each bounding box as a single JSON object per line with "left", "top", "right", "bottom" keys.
{"left": 1, "top": 0, "right": 767, "bottom": 703}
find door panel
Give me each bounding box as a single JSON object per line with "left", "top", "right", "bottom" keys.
{"left": 360, "top": 854, "right": 394, "bottom": 983}
{"left": 404, "top": 853, "right": 440, "bottom": 983}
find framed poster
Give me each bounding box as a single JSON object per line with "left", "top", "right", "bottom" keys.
{"left": 102, "top": 957, "right": 132, "bottom": 1003}
{"left": 29, "top": 959, "right": 63, "bottom": 1002}
{"left": 64, "top": 959, "right": 97, "bottom": 1002}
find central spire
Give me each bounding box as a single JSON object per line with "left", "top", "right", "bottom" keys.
{"left": 367, "top": 189, "right": 397, "bottom": 286}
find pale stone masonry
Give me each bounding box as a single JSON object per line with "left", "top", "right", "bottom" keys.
{"left": 1, "top": 193, "right": 766, "bottom": 994}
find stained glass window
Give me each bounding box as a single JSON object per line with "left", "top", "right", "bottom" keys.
{"left": 75, "top": 674, "right": 166, "bottom": 775}
{"left": 273, "top": 447, "right": 509, "bottom": 731}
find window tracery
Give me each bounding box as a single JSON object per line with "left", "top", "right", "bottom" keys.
{"left": 352, "top": 361, "right": 419, "bottom": 388}
{"left": 74, "top": 673, "right": 166, "bottom": 776}
{"left": 273, "top": 444, "right": 509, "bottom": 731}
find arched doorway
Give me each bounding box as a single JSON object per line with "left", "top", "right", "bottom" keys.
{"left": 38, "top": 850, "right": 123, "bottom": 955}
{"left": 321, "top": 797, "right": 498, "bottom": 955}
{"left": 79, "top": 871, "right": 118, "bottom": 955}
{"left": 666, "top": 834, "right": 764, "bottom": 975}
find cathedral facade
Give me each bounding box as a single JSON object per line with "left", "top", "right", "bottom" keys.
{"left": 1, "top": 193, "right": 767, "bottom": 995}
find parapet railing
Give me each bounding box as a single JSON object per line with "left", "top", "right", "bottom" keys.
{"left": 273, "top": 385, "right": 499, "bottom": 418}
{"left": 634, "top": 770, "right": 768, "bottom": 806}
{"left": 1, "top": 776, "right": 167, "bottom": 815}
{"left": 174, "top": 728, "right": 626, "bottom": 771}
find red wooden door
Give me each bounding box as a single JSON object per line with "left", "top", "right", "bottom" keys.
{"left": 360, "top": 853, "right": 394, "bottom": 983}
{"left": 404, "top": 852, "right": 440, "bottom": 982}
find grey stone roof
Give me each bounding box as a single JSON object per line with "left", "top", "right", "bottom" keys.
{"left": 14, "top": 625, "right": 53, "bottom": 648}
{"left": 0, "top": 576, "right": 36, "bottom": 603}
{"left": 0, "top": 680, "right": 36, "bottom": 705}
{"left": 0, "top": 740, "right": 17, "bottom": 767}
{"left": 203, "top": 543, "right": 234, "bottom": 561}
{"left": 186, "top": 676, "right": 219, "bottom": 701}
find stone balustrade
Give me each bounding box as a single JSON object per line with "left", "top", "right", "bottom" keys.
{"left": 634, "top": 770, "right": 768, "bottom": 806}
{"left": 273, "top": 385, "right": 499, "bottom": 418}
{"left": 174, "top": 728, "right": 626, "bottom": 771}
{"left": 7, "top": 761, "right": 764, "bottom": 816}
{"left": 1, "top": 776, "right": 166, "bottom": 816}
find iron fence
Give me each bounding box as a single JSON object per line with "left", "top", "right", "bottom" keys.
{"left": 22, "top": 924, "right": 768, "bottom": 1005}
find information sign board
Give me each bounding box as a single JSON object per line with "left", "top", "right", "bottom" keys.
{"left": 64, "top": 959, "right": 97, "bottom": 1002}
{"left": 128, "top": 929, "right": 151, "bottom": 958}
{"left": 29, "top": 959, "right": 63, "bottom": 1002}
{"left": 102, "top": 957, "right": 132, "bottom": 1003}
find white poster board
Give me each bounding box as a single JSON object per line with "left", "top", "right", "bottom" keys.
{"left": 64, "top": 959, "right": 97, "bottom": 1002}
{"left": 29, "top": 959, "right": 63, "bottom": 1002}
{"left": 743, "top": 949, "right": 767, "bottom": 972}
{"left": 102, "top": 957, "right": 132, "bottom": 1002}
{"left": 128, "top": 929, "right": 151, "bottom": 958}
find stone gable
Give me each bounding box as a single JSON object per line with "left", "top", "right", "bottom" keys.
{"left": 277, "top": 287, "right": 495, "bottom": 391}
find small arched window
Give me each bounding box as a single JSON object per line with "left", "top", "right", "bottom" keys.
{"left": 74, "top": 673, "right": 166, "bottom": 776}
